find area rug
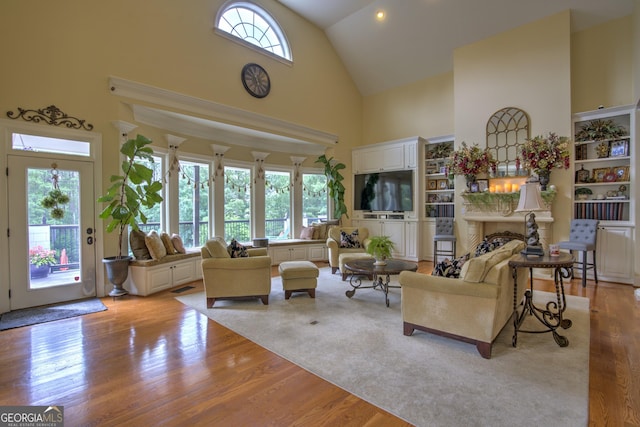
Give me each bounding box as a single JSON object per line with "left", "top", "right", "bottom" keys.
{"left": 0, "top": 298, "right": 107, "bottom": 331}
{"left": 176, "top": 268, "right": 589, "bottom": 427}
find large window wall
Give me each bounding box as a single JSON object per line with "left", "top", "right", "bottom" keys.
{"left": 132, "top": 150, "right": 328, "bottom": 248}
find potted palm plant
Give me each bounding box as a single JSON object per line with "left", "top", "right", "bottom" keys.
{"left": 315, "top": 154, "right": 348, "bottom": 221}
{"left": 98, "top": 134, "right": 163, "bottom": 297}
{"left": 366, "top": 235, "right": 395, "bottom": 266}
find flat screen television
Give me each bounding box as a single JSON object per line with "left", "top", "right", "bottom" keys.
{"left": 353, "top": 170, "right": 414, "bottom": 212}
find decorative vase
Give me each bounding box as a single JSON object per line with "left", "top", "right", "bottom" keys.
{"left": 30, "top": 264, "right": 50, "bottom": 279}
{"left": 537, "top": 170, "right": 550, "bottom": 191}
{"left": 103, "top": 256, "right": 132, "bottom": 297}
{"left": 465, "top": 174, "right": 476, "bottom": 191}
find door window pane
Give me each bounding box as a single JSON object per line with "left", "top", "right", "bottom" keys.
{"left": 302, "top": 173, "right": 327, "bottom": 225}
{"left": 178, "top": 160, "right": 209, "bottom": 248}
{"left": 265, "top": 170, "right": 291, "bottom": 240}
{"left": 28, "top": 167, "right": 81, "bottom": 289}
{"left": 224, "top": 166, "right": 251, "bottom": 242}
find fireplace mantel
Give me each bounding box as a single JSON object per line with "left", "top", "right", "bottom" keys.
{"left": 461, "top": 191, "right": 556, "bottom": 251}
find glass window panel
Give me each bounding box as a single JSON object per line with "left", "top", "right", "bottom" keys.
{"left": 178, "top": 160, "right": 209, "bottom": 249}
{"left": 224, "top": 166, "right": 251, "bottom": 242}
{"left": 217, "top": 4, "right": 291, "bottom": 60}
{"left": 302, "top": 173, "right": 327, "bottom": 226}
{"left": 134, "top": 154, "right": 163, "bottom": 236}
{"left": 13, "top": 133, "right": 90, "bottom": 157}
{"left": 265, "top": 170, "right": 291, "bottom": 240}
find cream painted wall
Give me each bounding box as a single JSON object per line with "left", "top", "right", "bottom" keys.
{"left": 0, "top": 0, "right": 362, "bottom": 296}
{"left": 453, "top": 11, "right": 572, "bottom": 255}
{"left": 362, "top": 72, "right": 454, "bottom": 145}
{"left": 571, "top": 16, "right": 634, "bottom": 112}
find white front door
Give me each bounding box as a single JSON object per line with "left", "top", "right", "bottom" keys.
{"left": 8, "top": 155, "right": 96, "bottom": 310}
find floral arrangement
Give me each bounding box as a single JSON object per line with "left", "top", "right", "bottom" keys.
{"left": 447, "top": 142, "right": 495, "bottom": 178}
{"left": 575, "top": 119, "right": 626, "bottom": 142}
{"left": 520, "top": 132, "right": 570, "bottom": 174}
{"left": 29, "top": 246, "right": 57, "bottom": 267}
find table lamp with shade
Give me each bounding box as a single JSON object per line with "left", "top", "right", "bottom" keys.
{"left": 515, "top": 181, "right": 546, "bottom": 257}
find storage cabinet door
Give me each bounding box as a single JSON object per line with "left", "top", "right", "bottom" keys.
{"left": 148, "top": 267, "right": 172, "bottom": 293}
{"left": 597, "top": 226, "right": 633, "bottom": 282}
{"left": 307, "top": 245, "right": 326, "bottom": 261}
{"left": 172, "top": 261, "right": 195, "bottom": 286}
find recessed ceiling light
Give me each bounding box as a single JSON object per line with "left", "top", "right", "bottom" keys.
{"left": 376, "top": 10, "right": 385, "bottom": 21}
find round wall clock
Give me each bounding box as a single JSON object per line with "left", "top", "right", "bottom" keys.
{"left": 241, "top": 63, "right": 270, "bottom": 98}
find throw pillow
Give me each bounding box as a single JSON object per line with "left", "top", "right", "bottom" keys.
{"left": 474, "top": 237, "right": 510, "bottom": 257}
{"left": 300, "top": 226, "right": 314, "bottom": 240}
{"left": 311, "top": 223, "right": 328, "bottom": 240}
{"left": 145, "top": 230, "right": 167, "bottom": 260}
{"left": 171, "top": 234, "right": 186, "bottom": 254}
{"left": 340, "top": 229, "right": 361, "bottom": 248}
{"left": 129, "top": 229, "right": 151, "bottom": 260}
{"left": 432, "top": 254, "right": 469, "bottom": 278}
{"left": 227, "top": 238, "right": 249, "bottom": 258}
{"left": 160, "top": 232, "right": 177, "bottom": 255}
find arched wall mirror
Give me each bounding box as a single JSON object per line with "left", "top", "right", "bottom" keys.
{"left": 486, "top": 107, "right": 530, "bottom": 177}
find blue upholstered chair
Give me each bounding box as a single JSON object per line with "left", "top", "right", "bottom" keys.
{"left": 558, "top": 219, "right": 599, "bottom": 287}
{"left": 433, "top": 217, "right": 456, "bottom": 265}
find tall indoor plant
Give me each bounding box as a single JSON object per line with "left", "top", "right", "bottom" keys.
{"left": 98, "top": 134, "right": 163, "bottom": 296}
{"left": 315, "top": 154, "right": 348, "bottom": 221}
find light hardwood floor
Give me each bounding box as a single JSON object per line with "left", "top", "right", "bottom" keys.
{"left": 0, "top": 261, "right": 638, "bottom": 426}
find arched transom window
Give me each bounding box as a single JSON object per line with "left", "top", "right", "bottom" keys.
{"left": 217, "top": 2, "right": 291, "bottom": 61}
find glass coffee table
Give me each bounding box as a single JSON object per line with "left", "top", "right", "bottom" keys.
{"left": 344, "top": 258, "right": 418, "bottom": 307}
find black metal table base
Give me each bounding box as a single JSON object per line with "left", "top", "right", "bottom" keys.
{"left": 512, "top": 265, "right": 573, "bottom": 348}
{"left": 347, "top": 273, "right": 399, "bottom": 307}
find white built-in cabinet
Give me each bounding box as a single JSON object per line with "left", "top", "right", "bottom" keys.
{"left": 352, "top": 218, "right": 408, "bottom": 259}
{"left": 126, "top": 255, "right": 202, "bottom": 296}
{"left": 572, "top": 105, "right": 636, "bottom": 284}
{"left": 352, "top": 137, "right": 425, "bottom": 261}
{"left": 269, "top": 243, "right": 327, "bottom": 266}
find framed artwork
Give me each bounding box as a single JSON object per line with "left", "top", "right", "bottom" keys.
{"left": 592, "top": 167, "right": 609, "bottom": 182}
{"left": 610, "top": 140, "right": 629, "bottom": 157}
{"left": 476, "top": 179, "right": 488, "bottom": 192}
{"left": 437, "top": 179, "right": 448, "bottom": 190}
{"left": 470, "top": 182, "right": 479, "bottom": 193}
{"left": 427, "top": 194, "right": 440, "bottom": 203}
{"left": 613, "top": 165, "right": 630, "bottom": 181}
{"left": 575, "top": 167, "right": 590, "bottom": 183}
{"left": 427, "top": 180, "right": 437, "bottom": 190}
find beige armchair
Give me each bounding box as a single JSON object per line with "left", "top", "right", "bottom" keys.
{"left": 399, "top": 234, "right": 528, "bottom": 358}
{"left": 200, "top": 238, "right": 272, "bottom": 308}
{"left": 326, "top": 226, "right": 370, "bottom": 275}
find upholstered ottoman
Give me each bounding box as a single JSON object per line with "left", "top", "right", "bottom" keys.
{"left": 338, "top": 253, "right": 374, "bottom": 280}
{"left": 278, "top": 261, "right": 319, "bottom": 299}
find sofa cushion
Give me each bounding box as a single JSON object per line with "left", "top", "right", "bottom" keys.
{"left": 432, "top": 254, "right": 469, "bottom": 278}
{"left": 161, "top": 232, "right": 177, "bottom": 255}
{"left": 460, "top": 246, "right": 512, "bottom": 283}
{"left": 145, "top": 230, "right": 167, "bottom": 260}
{"left": 171, "top": 234, "right": 186, "bottom": 254}
{"left": 300, "top": 226, "right": 315, "bottom": 239}
{"left": 205, "top": 239, "right": 230, "bottom": 259}
{"left": 227, "top": 238, "right": 249, "bottom": 258}
{"left": 340, "top": 229, "right": 361, "bottom": 248}
{"left": 129, "top": 229, "right": 151, "bottom": 260}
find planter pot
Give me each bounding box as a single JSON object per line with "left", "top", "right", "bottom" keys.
{"left": 30, "top": 264, "right": 50, "bottom": 279}
{"left": 103, "top": 256, "right": 132, "bottom": 297}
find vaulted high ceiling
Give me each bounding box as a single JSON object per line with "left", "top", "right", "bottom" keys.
{"left": 277, "top": 0, "right": 636, "bottom": 96}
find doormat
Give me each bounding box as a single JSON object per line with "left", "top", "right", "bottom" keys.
{"left": 171, "top": 286, "right": 195, "bottom": 293}
{"left": 0, "top": 298, "right": 107, "bottom": 331}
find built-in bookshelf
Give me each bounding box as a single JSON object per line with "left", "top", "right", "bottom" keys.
{"left": 424, "top": 136, "right": 454, "bottom": 218}
{"left": 572, "top": 106, "right": 633, "bottom": 223}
